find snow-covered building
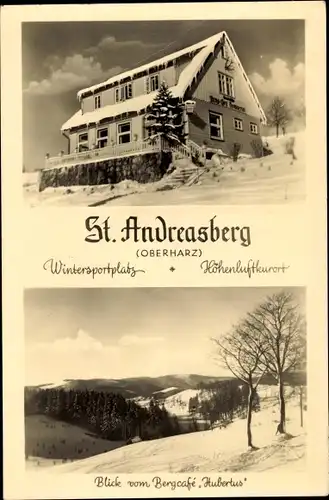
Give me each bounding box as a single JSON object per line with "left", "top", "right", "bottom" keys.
{"left": 47, "top": 31, "right": 266, "bottom": 169}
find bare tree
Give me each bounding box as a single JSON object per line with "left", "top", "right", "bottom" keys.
{"left": 267, "top": 96, "right": 291, "bottom": 138}
{"left": 213, "top": 322, "right": 267, "bottom": 449}
{"left": 244, "top": 291, "right": 306, "bottom": 434}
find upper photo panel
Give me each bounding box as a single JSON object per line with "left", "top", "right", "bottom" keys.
{"left": 23, "top": 20, "right": 305, "bottom": 207}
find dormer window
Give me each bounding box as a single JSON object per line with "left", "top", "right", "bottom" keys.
{"left": 115, "top": 83, "right": 133, "bottom": 103}
{"left": 94, "top": 95, "right": 101, "bottom": 109}
{"left": 218, "top": 72, "right": 235, "bottom": 98}
{"left": 145, "top": 74, "right": 159, "bottom": 94}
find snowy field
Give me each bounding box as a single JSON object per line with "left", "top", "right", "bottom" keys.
{"left": 28, "top": 387, "right": 306, "bottom": 474}
{"left": 25, "top": 414, "right": 125, "bottom": 465}
{"left": 23, "top": 131, "right": 305, "bottom": 207}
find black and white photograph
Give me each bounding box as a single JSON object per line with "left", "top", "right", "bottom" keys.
{"left": 22, "top": 20, "right": 305, "bottom": 207}
{"left": 25, "top": 287, "right": 307, "bottom": 474}
{"left": 1, "top": 2, "right": 327, "bottom": 498}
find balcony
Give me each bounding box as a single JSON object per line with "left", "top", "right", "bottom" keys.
{"left": 45, "top": 136, "right": 163, "bottom": 170}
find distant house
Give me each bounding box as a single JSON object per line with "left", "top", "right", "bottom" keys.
{"left": 126, "top": 436, "right": 142, "bottom": 445}
{"left": 47, "top": 31, "right": 266, "bottom": 169}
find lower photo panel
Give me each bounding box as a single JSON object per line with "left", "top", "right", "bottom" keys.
{"left": 24, "top": 286, "right": 307, "bottom": 474}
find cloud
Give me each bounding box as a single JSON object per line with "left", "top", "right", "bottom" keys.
{"left": 51, "top": 329, "right": 104, "bottom": 352}
{"left": 24, "top": 54, "right": 122, "bottom": 96}
{"left": 25, "top": 329, "right": 218, "bottom": 386}
{"left": 26, "top": 329, "right": 119, "bottom": 384}
{"left": 85, "top": 35, "right": 163, "bottom": 56}
{"left": 249, "top": 58, "right": 305, "bottom": 108}
{"left": 118, "top": 335, "right": 165, "bottom": 347}
{"left": 26, "top": 331, "right": 166, "bottom": 385}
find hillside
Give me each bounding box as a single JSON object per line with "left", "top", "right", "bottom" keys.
{"left": 48, "top": 390, "right": 306, "bottom": 474}
{"left": 25, "top": 414, "right": 125, "bottom": 468}
{"left": 27, "top": 374, "right": 231, "bottom": 399}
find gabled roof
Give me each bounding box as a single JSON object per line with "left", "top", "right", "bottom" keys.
{"left": 61, "top": 31, "right": 266, "bottom": 131}
{"left": 76, "top": 33, "right": 214, "bottom": 100}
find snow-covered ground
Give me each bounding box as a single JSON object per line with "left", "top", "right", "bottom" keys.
{"left": 133, "top": 385, "right": 297, "bottom": 418}
{"left": 23, "top": 171, "right": 39, "bottom": 186}
{"left": 23, "top": 130, "right": 305, "bottom": 207}
{"left": 155, "top": 386, "right": 179, "bottom": 394}
{"left": 45, "top": 391, "right": 305, "bottom": 474}
{"left": 25, "top": 414, "right": 126, "bottom": 465}
{"left": 29, "top": 386, "right": 305, "bottom": 474}
{"left": 164, "top": 389, "right": 201, "bottom": 416}
{"left": 37, "top": 379, "right": 67, "bottom": 389}
{"left": 131, "top": 388, "right": 203, "bottom": 416}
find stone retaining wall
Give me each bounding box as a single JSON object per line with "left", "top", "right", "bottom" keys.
{"left": 39, "top": 151, "right": 172, "bottom": 192}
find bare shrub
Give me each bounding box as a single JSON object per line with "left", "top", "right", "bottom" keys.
{"left": 230, "top": 142, "right": 241, "bottom": 162}
{"left": 284, "top": 136, "right": 297, "bottom": 160}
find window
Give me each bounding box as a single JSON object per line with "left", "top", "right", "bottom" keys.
{"left": 250, "top": 122, "right": 258, "bottom": 135}
{"left": 218, "top": 72, "right": 235, "bottom": 98}
{"left": 115, "top": 83, "right": 133, "bottom": 103}
{"left": 117, "top": 121, "right": 131, "bottom": 144}
{"left": 78, "top": 132, "right": 88, "bottom": 151}
{"left": 219, "top": 44, "right": 227, "bottom": 59}
{"left": 96, "top": 127, "right": 108, "bottom": 148}
{"left": 146, "top": 74, "right": 159, "bottom": 93}
{"left": 218, "top": 73, "right": 226, "bottom": 95}
{"left": 209, "top": 112, "right": 224, "bottom": 140}
{"left": 234, "top": 118, "right": 243, "bottom": 131}
{"left": 94, "top": 95, "right": 101, "bottom": 109}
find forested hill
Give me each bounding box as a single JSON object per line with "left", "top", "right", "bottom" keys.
{"left": 25, "top": 387, "right": 182, "bottom": 442}
{"left": 26, "top": 374, "right": 233, "bottom": 398}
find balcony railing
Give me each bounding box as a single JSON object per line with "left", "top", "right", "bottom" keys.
{"left": 45, "top": 136, "right": 162, "bottom": 170}
{"left": 44, "top": 135, "right": 207, "bottom": 170}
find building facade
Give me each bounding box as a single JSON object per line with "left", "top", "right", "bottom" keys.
{"left": 57, "top": 32, "right": 266, "bottom": 166}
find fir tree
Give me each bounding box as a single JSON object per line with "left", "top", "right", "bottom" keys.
{"left": 109, "top": 403, "right": 122, "bottom": 439}
{"left": 72, "top": 393, "right": 82, "bottom": 421}
{"left": 146, "top": 82, "right": 186, "bottom": 144}
{"left": 100, "top": 400, "right": 111, "bottom": 437}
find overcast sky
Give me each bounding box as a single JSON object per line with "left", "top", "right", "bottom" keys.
{"left": 25, "top": 287, "right": 305, "bottom": 385}
{"left": 22, "top": 20, "right": 304, "bottom": 172}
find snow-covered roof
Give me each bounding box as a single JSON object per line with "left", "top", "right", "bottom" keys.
{"left": 61, "top": 31, "right": 266, "bottom": 131}
{"left": 77, "top": 32, "right": 222, "bottom": 99}
{"left": 61, "top": 85, "right": 182, "bottom": 130}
